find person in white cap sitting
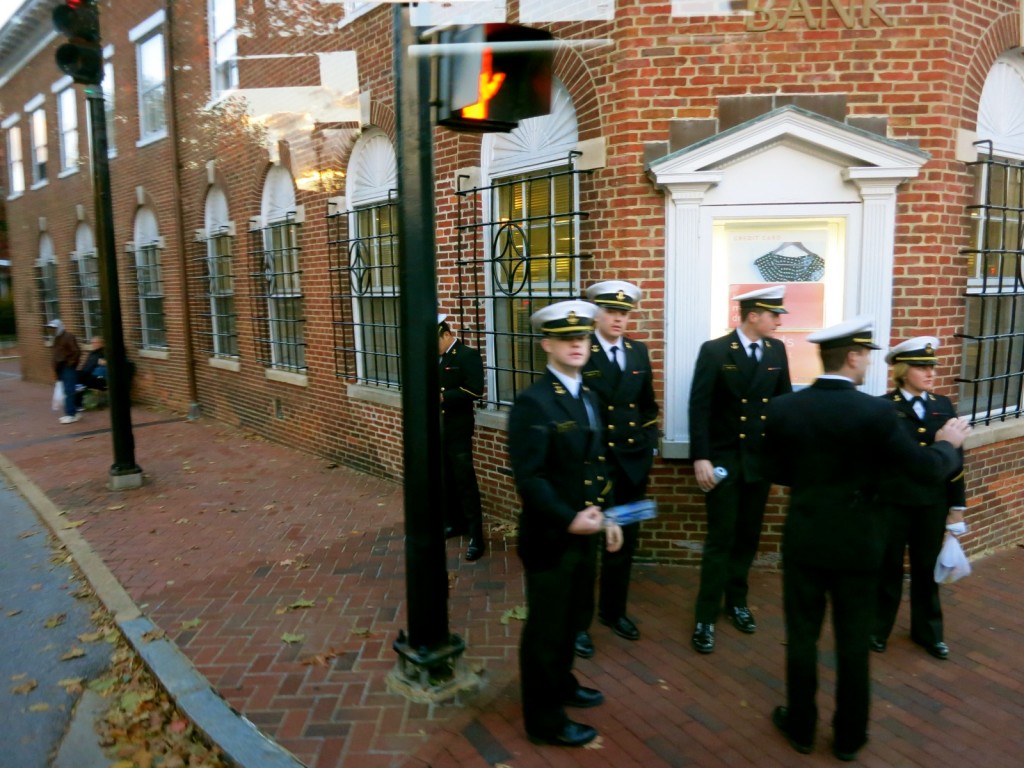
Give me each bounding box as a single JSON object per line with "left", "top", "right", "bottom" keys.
{"left": 571, "top": 280, "right": 658, "bottom": 659}
{"left": 689, "top": 285, "right": 792, "bottom": 654}
{"left": 871, "top": 336, "right": 967, "bottom": 660}
{"left": 507, "top": 299, "right": 624, "bottom": 748}
{"left": 762, "top": 317, "right": 971, "bottom": 762}
{"left": 46, "top": 318, "right": 81, "bottom": 424}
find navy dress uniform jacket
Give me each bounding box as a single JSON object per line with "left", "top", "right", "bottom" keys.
{"left": 689, "top": 330, "right": 791, "bottom": 481}
{"left": 508, "top": 371, "right": 610, "bottom": 571}
{"left": 764, "top": 378, "right": 962, "bottom": 571}
{"left": 878, "top": 390, "right": 966, "bottom": 508}
{"left": 439, "top": 339, "right": 484, "bottom": 441}
{"left": 582, "top": 334, "right": 659, "bottom": 488}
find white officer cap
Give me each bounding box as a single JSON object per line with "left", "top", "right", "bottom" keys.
{"left": 530, "top": 300, "right": 597, "bottom": 337}
{"left": 437, "top": 313, "right": 448, "bottom": 326}
{"left": 733, "top": 285, "right": 788, "bottom": 314}
{"left": 585, "top": 280, "right": 642, "bottom": 311}
{"left": 807, "top": 315, "right": 881, "bottom": 350}
{"left": 886, "top": 336, "right": 940, "bottom": 366}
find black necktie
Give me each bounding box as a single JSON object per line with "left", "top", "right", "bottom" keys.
{"left": 608, "top": 346, "right": 622, "bottom": 384}
{"left": 749, "top": 342, "right": 760, "bottom": 364}
{"left": 910, "top": 396, "right": 925, "bottom": 419}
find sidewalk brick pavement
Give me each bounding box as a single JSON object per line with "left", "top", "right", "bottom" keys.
{"left": 2, "top": 354, "right": 1023, "bottom": 768}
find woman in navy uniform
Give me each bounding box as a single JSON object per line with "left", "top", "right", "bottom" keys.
{"left": 871, "top": 336, "right": 967, "bottom": 660}
{"left": 688, "top": 285, "right": 792, "bottom": 653}
{"left": 438, "top": 314, "right": 486, "bottom": 560}
{"left": 508, "top": 300, "right": 623, "bottom": 747}
{"left": 573, "top": 280, "right": 658, "bottom": 658}
{"left": 763, "top": 318, "right": 970, "bottom": 761}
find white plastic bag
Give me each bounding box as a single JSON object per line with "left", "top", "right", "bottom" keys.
{"left": 934, "top": 534, "right": 971, "bottom": 584}
{"left": 52, "top": 381, "right": 64, "bottom": 412}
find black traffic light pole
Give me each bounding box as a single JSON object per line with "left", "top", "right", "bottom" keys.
{"left": 390, "top": 5, "right": 465, "bottom": 686}
{"left": 53, "top": 1, "right": 142, "bottom": 489}
{"left": 85, "top": 83, "right": 142, "bottom": 489}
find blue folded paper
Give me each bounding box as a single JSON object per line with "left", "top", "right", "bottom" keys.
{"left": 603, "top": 499, "right": 658, "bottom": 526}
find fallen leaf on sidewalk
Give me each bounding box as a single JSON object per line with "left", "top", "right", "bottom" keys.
{"left": 17, "top": 530, "right": 38, "bottom": 539}
{"left": 352, "top": 627, "right": 371, "bottom": 636}
{"left": 300, "top": 648, "right": 342, "bottom": 667}
{"left": 72, "top": 587, "right": 92, "bottom": 599}
{"left": 6, "top": 609, "right": 22, "bottom": 617}
{"left": 29, "top": 703, "right": 50, "bottom": 712}
{"left": 281, "top": 633, "right": 305, "bottom": 644}
{"left": 141, "top": 629, "right": 166, "bottom": 643}
{"left": 107, "top": 504, "right": 125, "bottom": 511}
{"left": 57, "top": 677, "right": 84, "bottom": 694}
{"left": 62, "top": 520, "right": 87, "bottom": 529}
{"left": 61, "top": 646, "right": 86, "bottom": 660}
{"left": 78, "top": 630, "right": 104, "bottom": 643}
{"left": 174, "top": 518, "right": 190, "bottom": 524}
{"left": 11, "top": 679, "right": 37, "bottom": 694}
{"left": 44, "top": 612, "right": 67, "bottom": 629}
{"left": 180, "top": 619, "right": 202, "bottom": 630}
{"left": 500, "top": 606, "right": 528, "bottom": 624}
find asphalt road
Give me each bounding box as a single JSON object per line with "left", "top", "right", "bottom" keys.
{"left": 0, "top": 478, "right": 110, "bottom": 767}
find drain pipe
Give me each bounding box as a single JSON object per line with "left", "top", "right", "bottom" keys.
{"left": 163, "top": 0, "right": 200, "bottom": 420}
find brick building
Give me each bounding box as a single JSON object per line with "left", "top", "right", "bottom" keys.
{"left": 2, "top": 0, "right": 1023, "bottom": 563}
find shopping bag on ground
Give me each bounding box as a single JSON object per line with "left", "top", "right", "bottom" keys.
{"left": 51, "top": 381, "right": 64, "bottom": 412}
{"left": 934, "top": 534, "right": 971, "bottom": 584}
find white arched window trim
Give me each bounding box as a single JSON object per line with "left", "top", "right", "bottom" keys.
{"left": 976, "top": 49, "right": 1024, "bottom": 161}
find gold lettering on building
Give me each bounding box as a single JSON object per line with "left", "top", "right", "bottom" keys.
{"left": 745, "top": 0, "right": 894, "bottom": 31}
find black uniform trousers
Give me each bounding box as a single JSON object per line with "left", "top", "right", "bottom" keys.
{"left": 783, "top": 561, "right": 874, "bottom": 753}
{"left": 874, "top": 502, "right": 946, "bottom": 646}
{"left": 441, "top": 426, "right": 483, "bottom": 541}
{"left": 521, "top": 535, "right": 598, "bottom": 737}
{"left": 694, "top": 476, "right": 770, "bottom": 623}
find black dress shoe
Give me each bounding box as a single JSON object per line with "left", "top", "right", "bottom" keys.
{"left": 924, "top": 641, "right": 949, "bottom": 660}
{"left": 600, "top": 615, "right": 640, "bottom": 641}
{"left": 465, "top": 539, "right": 486, "bottom": 561}
{"left": 832, "top": 744, "right": 862, "bottom": 762}
{"left": 527, "top": 720, "right": 598, "bottom": 747}
{"left": 574, "top": 631, "right": 595, "bottom": 659}
{"left": 772, "top": 706, "right": 813, "bottom": 755}
{"left": 563, "top": 686, "right": 604, "bottom": 709}
{"left": 691, "top": 622, "right": 715, "bottom": 654}
{"left": 728, "top": 606, "right": 757, "bottom": 634}
{"left": 869, "top": 635, "right": 887, "bottom": 653}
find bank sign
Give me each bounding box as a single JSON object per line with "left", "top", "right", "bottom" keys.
{"left": 744, "top": 0, "right": 893, "bottom": 30}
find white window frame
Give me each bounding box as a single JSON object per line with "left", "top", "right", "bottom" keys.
{"left": 104, "top": 47, "right": 117, "bottom": 157}
{"left": 204, "top": 185, "right": 238, "bottom": 358}
{"left": 55, "top": 84, "right": 79, "bottom": 175}
{"left": 260, "top": 167, "right": 306, "bottom": 372}
{"left": 36, "top": 234, "right": 60, "bottom": 327}
{"left": 130, "top": 13, "right": 167, "bottom": 146}
{"left": 132, "top": 207, "right": 167, "bottom": 350}
{"left": 209, "top": 0, "right": 239, "bottom": 98}
{"left": 3, "top": 114, "right": 25, "bottom": 199}
{"left": 74, "top": 223, "right": 102, "bottom": 339}
{"left": 28, "top": 101, "right": 48, "bottom": 188}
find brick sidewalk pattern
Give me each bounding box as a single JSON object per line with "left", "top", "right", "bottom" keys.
{"left": 2, "top": 357, "right": 1023, "bottom": 768}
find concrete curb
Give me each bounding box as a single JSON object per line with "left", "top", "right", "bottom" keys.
{"left": 0, "top": 454, "right": 307, "bottom": 768}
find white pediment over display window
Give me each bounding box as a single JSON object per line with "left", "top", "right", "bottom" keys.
{"left": 977, "top": 52, "right": 1024, "bottom": 160}
{"left": 647, "top": 105, "right": 931, "bottom": 459}
{"left": 484, "top": 80, "right": 579, "bottom": 176}
{"left": 261, "top": 166, "right": 297, "bottom": 224}
{"left": 205, "top": 186, "right": 230, "bottom": 231}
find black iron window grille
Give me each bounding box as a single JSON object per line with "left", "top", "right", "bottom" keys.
{"left": 249, "top": 215, "right": 306, "bottom": 371}
{"left": 127, "top": 240, "right": 167, "bottom": 349}
{"left": 327, "top": 193, "right": 400, "bottom": 387}
{"left": 35, "top": 258, "right": 60, "bottom": 328}
{"left": 455, "top": 154, "right": 591, "bottom": 407}
{"left": 190, "top": 226, "right": 239, "bottom": 358}
{"left": 74, "top": 251, "right": 102, "bottom": 339}
{"left": 958, "top": 141, "right": 1024, "bottom": 424}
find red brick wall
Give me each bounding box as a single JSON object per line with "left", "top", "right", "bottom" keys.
{"left": 4, "top": 0, "right": 1022, "bottom": 564}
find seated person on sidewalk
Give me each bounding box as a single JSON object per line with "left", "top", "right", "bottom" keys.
{"left": 76, "top": 336, "right": 107, "bottom": 409}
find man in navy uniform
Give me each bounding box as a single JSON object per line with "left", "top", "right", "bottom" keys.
{"left": 438, "top": 314, "right": 486, "bottom": 561}
{"left": 872, "top": 336, "right": 967, "bottom": 660}
{"left": 573, "top": 280, "right": 658, "bottom": 659}
{"left": 508, "top": 299, "right": 624, "bottom": 747}
{"left": 689, "top": 285, "right": 792, "bottom": 654}
{"left": 763, "top": 317, "right": 970, "bottom": 761}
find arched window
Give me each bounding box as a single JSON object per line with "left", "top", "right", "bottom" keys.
{"left": 131, "top": 206, "right": 167, "bottom": 349}
{"left": 331, "top": 128, "right": 399, "bottom": 386}
{"left": 960, "top": 50, "right": 1024, "bottom": 422}
{"left": 201, "top": 185, "right": 238, "bottom": 357}
{"left": 72, "top": 223, "right": 102, "bottom": 339}
{"left": 460, "top": 80, "right": 586, "bottom": 405}
{"left": 35, "top": 233, "right": 60, "bottom": 328}
{"left": 253, "top": 166, "right": 305, "bottom": 371}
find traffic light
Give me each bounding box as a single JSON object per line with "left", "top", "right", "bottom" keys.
{"left": 437, "top": 24, "right": 554, "bottom": 133}
{"left": 53, "top": 0, "right": 103, "bottom": 85}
